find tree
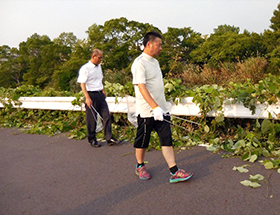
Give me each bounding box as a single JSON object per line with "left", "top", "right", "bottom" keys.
{"left": 53, "top": 32, "right": 77, "bottom": 48}
{"left": 3, "top": 17, "right": 280, "bottom": 90}
{"left": 0, "top": 46, "right": 23, "bottom": 88}
{"left": 87, "top": 17, "right": 161, "bottom": 71}
{"left": 19, "top": 33, "right": 79, "bottom": 89}
{"left": 51, "top": 40, "right": 90, "bottom": 91}
{"left": 160, "top": 27, "right": 203, "bottom": 75}
{"left": 213, "top": 25, "right": 240, "bottom": 35}
{"left": 190, "top": 25, "right": 266, "bottom": 68}
{"left": 262, "top": 30, "right": 280, "bottom": 74}
{"left": 270, "top": 3, "right": 280, "bottom": 31}
{"left": 19, "top": 34, "right": 52, "bottom": 87}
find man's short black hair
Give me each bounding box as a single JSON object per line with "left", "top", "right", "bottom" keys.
{"left": 143, "top": 31, "right": 162, "bottom": 47}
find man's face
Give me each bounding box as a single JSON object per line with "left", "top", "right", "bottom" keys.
{"left": 149, "top": 37, "right": 162, "bottom": 57}
{"left": 91, "top": 53, "right": 103, "bottom": 66}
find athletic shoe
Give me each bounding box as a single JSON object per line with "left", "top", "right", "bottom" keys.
{"left": 135, "top": 165, "right": 151, "bottom": 180}
{"left": 107, "top": 137, "right": 119, "bottom": 146}
{"left": 90, "top": 140, "right": 101, "bottom": 148}
{"left": 169, "top": 169, "right": 193, "bottom": 183}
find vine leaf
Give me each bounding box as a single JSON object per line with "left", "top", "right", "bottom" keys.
{"left": 216, "top": 114, "right": 224, "bottom": 123}
{"left": 264, "top": 161, "right": 274, "bottom": 169}
{"left": 204, "top": 125, "right": 210, "bottom": 133}
{"left": 249, "top": 154, "right": 258, "bottom": 163}
{"left": 278, "top": 168, "right": 280, "bottom": 174}
{"left": 240, "top": 180, "right": 261, "bottom": 188}
{"left": 262, "top": 149, "right": 270, "bottom": 157}
{"left": 232, "top": 166, "right": 249, "bottom": 173}
{"left": 164, "top": 83, "right": 174, "bottom": 92}
{"left": 272, "top": 150, "right": 280, "bottom": 157}
{"left": 249, "top": 174, "right": 264, "bottom": 181}
{"left": 261, "top": 119, "right": 273, "bottom": 134}
{"left": 206, "top": 146, "right": 218, "bottom": 152}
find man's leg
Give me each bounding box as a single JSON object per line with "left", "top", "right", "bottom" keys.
{"left": 85, "top": 93, "right": 97, "bottom": 144}
{"left": 161, "top": 146, "right": 176, "bottom": 168}
{"left": 98, "top": 93, "right": 112, "bottom": 141}
{"left": 155, "top": 115, "right": 194, "bottom": 183}
{"left": 134, "top": 116, "right": 153, "bottom": 180}
{"left": 154, "top": 118, "right": 178, "bottom": 170}
{"left": 135, "top": 148, "right": 146, "bottom": 164}
{"left": 135, "top": 148, "right": 151, "bottom": 180}
{"left": 154, "top": 115, "right": 175, "bottom": 168}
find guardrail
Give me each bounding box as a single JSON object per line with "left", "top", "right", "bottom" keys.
{"left": 1, "top": 96, "right": 280, "bottom": 119}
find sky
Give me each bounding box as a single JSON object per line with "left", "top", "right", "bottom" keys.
{"left": 0, "top": 0, "right": 279, "bottom": 48}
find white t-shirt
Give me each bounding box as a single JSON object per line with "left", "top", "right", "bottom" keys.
{"left": 132, "top": 52, "right": 169, "bottom": 117}
{"left": 77, "top": 61, "right": 104, "bottom": 91}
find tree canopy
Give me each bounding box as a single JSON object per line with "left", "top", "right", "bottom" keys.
{"left": 270, "top": 3, "right": 280, "bottom": 31}
{"left": 1, "top": 4, "right": 280, "bottom": 91}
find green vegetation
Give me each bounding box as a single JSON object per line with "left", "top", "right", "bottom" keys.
{"left": 1, "top": 74, "right": 280, "bottom": 157}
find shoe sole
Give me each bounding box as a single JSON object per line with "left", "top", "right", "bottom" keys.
{"left": 170, "top": 172, "right": 194, "bottom": 183}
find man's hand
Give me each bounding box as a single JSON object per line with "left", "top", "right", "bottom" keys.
{"left": 153, "top": 106, "right": 165, "bottom": 121}
{"left": 85, "top": 97, "right": 92, "bottom": 109}
{"left": 102, "top": 89, "right": 107, "bottom": 97}
{"left": 80, "top": 83, "right": 93, "bottom": 109}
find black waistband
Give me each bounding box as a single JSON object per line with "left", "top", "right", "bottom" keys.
{"left": 88, "top": 90, "right": 103, "bottom": 93}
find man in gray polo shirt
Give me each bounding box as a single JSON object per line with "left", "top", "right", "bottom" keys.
{"left": 131, "top": 32, "right": 194, "bottom": 183}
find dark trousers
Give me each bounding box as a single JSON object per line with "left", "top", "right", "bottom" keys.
{"left": 85, "top": 91, "right": 112, "bottom": 143}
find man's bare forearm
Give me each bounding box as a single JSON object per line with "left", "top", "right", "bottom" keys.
{"left": 80, "top": 83, "right": 92, "bottom": 108}
{"left": 137, "top": 83, "right": 158, "bottom": 109}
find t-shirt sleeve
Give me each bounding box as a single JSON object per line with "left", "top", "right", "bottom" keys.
{"left": 132, "top": 61, "right": 146, "bottom": 85}
{"left": 77, "top": 66, "right": 87, "bottom": 83}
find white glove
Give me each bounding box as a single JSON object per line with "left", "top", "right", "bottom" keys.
{"left": 153, "top": 106, "right": 165, "bottom": 121}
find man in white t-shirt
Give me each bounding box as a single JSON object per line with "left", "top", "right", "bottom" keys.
{"left": 131, "top": 32, "right": 194, "bottom": 183}
{"left": 77, "top": 49, "right": 118, "bottom": 147}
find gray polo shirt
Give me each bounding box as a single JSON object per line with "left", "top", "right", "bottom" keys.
{"left": 131, "top": 52, "right": 169, "bottom": 117}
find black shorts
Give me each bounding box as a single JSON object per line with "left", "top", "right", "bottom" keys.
{"left": 134, "top": 114, "right": 173, "bottom": 148}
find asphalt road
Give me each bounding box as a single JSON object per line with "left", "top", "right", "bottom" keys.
{"left": 0, "top": 127, "right": 280, "bottom": 215}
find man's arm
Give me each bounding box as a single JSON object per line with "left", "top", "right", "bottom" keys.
{"left": 102, "top": 88, "right": 107, "bottom": 97}
{"left": 137, "top": 83, "right": 158, "bottom": 109}
{"left": 80, "top": 83, "right": 92, "bottom": 108}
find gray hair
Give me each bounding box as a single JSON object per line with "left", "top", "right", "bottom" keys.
{"left": 91, "top": 49, "right": 102, "bottom": 57}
